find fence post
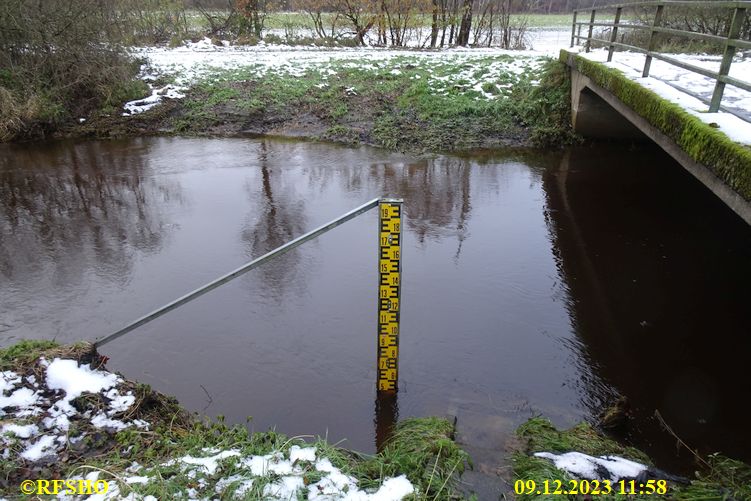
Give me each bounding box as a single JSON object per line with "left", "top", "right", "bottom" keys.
{"left": 586, "top": 9, "right": 596, "bottom": 53}
{"left": 571, "top": 10, "right": 578, "bottom": 48}
{"left": 608, "top": 6, "right": 623, "bottom": 62}
{"left": 642, "top": 4, "right": 664, "bottom": 77}
{"left": 377, "top": 199, "right": 402, "bottom": 393}
{"left": 709, "top": 7, "right": 746, "bottom": 112}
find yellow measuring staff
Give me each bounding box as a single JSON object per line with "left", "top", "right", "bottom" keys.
{"left": 377, "top": 199, "right": 402, "bottom": 392}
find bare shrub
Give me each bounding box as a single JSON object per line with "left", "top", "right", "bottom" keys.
{"left": 0, "top": 0, "right": 145, "bottom": 140}
{"left": 471, "top": 0, "right": 528, "bottom": 48}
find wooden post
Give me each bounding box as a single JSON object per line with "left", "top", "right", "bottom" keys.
{"left": 571, "top": 10, "right": 578, "bottom": 47}
{"left": 377, "top": 199, "right": 402, "bottom": 393}
{"left": 710, "top": 7, "right": 746, "bottom": 112}
{"left": 608, "top": 6, "right": 622, "bottom": 62}
{"left": 586, "top": 9, "right": 596, "bottom": 53}
{"left": 643, "top": 4, "right": 664, "bottom": 77}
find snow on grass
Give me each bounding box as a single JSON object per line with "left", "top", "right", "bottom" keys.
{"left": 20, "top": 434, "right": 57, "bottom": 461}
{"left": 0, "top": 386, "right": 42, "bottom": 414}
{"left": 534, "top": 451, "right": 648, "bottom": 482}
{"left": 3, "top": 353, "right": 421, "bottom": 500}
{"left": 45, "top": 358, "right": 120, "bottom": 401}
{"left": 1, "top": 358, "right": 147, "bottom": 463}
{"left": 47, "top": 444, "right": 414, "bottom": 500}
{"left": 122, "top": 37, "right": 557, "bottom": 115}
{"left": 1, "top": 422, "right": 38, "bottom": 439}
{"left": 579, "top": 47, "right": 751, "bottom": 144}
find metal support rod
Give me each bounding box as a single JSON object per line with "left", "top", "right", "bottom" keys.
{"left": 643, "top": 4, "right": 664, "bottom": 77}
{"left": 95, "top": 198, "right": 382, "bottom": 348}
{"left": 710, "top": 7, "right": 746, "bottom": 112}
{"left": 608, "top": 7, "right": 623, "bottom": 62}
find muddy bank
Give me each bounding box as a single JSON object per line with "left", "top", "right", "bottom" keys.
{"left": 55, "top": 59, "right": 576, "bottom": 153}
{"left": 60, "top": 84, "right": 531, "bottom": 152}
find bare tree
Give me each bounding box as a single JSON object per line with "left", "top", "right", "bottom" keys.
{"left": 456, "top": 0, "right": 472, "bottom": 46}
{"left": 295, "top": 0, "right": 342, "bottom": 39}
{"left": 334, "top": 0, "right": 379, "bottom": 45}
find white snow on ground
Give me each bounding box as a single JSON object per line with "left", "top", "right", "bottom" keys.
{"left": 53, "top": 445, "right": 414, "bottom": 500}
{"left": 124, "top": 26, "right": 751, "bottom": 145}
{"left": 3, "top": 356, "right": 416, "bottom": 500}
{"left": 122, "top": 30, "right": 570, "bottom": 115}
{"left": 0, "top": 358, "right": 147, "bottom": 463}
{"left": 579, "top": 46, "right": 751, "bottom": 144}
{"left": 535, "top": 451, "right": 648, "bottom": 482}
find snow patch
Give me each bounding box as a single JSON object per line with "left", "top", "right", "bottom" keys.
{"left": 534, "top": 451, "right": 648, "bottom": 482}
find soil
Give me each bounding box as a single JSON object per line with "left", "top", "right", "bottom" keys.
{"left": 54, "top": 89, "right": 533, "bottom": 153}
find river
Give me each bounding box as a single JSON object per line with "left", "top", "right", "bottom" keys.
{"left": 1, "top": 137, "right": 749, "bottom": 489}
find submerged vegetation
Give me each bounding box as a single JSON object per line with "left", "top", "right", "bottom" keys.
{"left": 0, "top": 340, "right": 468, "bottom": 499}
{"left": 514, "top": 417, "right": 751, "bottom": 501}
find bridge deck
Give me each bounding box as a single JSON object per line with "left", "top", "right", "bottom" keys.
{"left": 572, "top": 46, "right": 751, "bottom": 145}
{"left": 561, "top": 48, "right": 751, "bottom": 224}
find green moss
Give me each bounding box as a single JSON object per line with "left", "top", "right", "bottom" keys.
{"left": 0, "top": 339, "right": 59, "bottom": 369}
{"left": 561, "top": 49, "right": 751, "bottom": 202}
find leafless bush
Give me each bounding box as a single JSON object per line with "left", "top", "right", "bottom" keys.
{"left": 295, "top": 0, "right": 343, "bottom": 39}
{"left": 0, "top": 0, "right": 145, "bottom": 140}
{"left": 120, "top": 0, "right": 191, "bottom": 44}
{"left": 472, "top": 0, "right": 528, "bottom": 48}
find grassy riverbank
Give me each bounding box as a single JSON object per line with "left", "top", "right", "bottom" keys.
{"left": 513, "top": 417, "right": 751, "bottom": 501}
{"left": 72, "top": 55, "right": 578, "bottom": 152}
{"left": 0, "top": 340, "right": 467, "bottom": 499}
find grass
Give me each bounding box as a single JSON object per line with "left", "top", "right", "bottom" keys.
{"left": 0, "top": 341, "right": 468, "bottom": 499}
{"left": 159, "top": 54, "right": 577, "bottom": 152}
{"left": 513, "top": 417, "right": 751, "bottom": 501}
{"left": 513, "top": 418, "right": 654, "bottom": 501}
{"left": 0, "top": 339, "right": 59, "bottom": 369}
{"left": 673, "top": 453, "right": 751, "bottom": 501}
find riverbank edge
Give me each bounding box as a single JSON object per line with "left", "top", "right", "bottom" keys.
{"left": 560, "top": 49, "right": 751, "bottom": 203}
{"left": 513, "top": 417, "right": 751, "bottom": 500}
{"left": 0, "top": 340, "right": 469, "bottom": 499}
{"left": 45, "top": 58, "right": 579, "bottom": 154}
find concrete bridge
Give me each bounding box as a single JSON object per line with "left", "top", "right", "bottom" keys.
{"left": 563, "top": 1, "right": 751, "bottom": 225}
{"left": 562, "top": 50, "right": 751, "bottom": 225}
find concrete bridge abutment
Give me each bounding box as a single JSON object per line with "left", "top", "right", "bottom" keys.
{"left": 571, "top": 70, "right": 645, "bottom": 140}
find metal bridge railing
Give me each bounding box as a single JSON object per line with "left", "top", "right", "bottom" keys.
{"left": 571, "top": 1, "right": 751, "bottom": 112}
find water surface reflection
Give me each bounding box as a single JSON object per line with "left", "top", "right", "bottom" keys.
{"left": 1, "top": 137, "right": 749, "bottom": 482}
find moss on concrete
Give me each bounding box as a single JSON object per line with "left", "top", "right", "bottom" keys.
{"left": 560, "top": 49, "right": 751, "bottom": 202}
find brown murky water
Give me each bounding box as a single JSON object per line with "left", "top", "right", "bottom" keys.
{"left": 2, "top": 137, "right": 750, "bottom": 488}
